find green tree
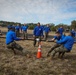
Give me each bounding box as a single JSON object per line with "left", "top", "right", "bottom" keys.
{"left": 71, "top": 20, "right": 76, "bottom": 30}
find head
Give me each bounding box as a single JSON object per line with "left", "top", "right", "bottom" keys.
{"left": 46, "top": 24, "right": 49, "bottom": 27}
{"left": 60, "top": 26, "right": 63, "bottom": 28}
{"left": 17, "top": 24, "right": 19, "bottom": 26}
{"left": 37, "top": 22, "right": 40, "bottom": 27}
{"left": 55, "top": 31, "right": 61, "bottom": 37}
{"left": 72, "top": 28, "right": 74, "bottom": 31}
{"left": 24, "top": 23, "right": 26, "bottom": 26}
{"left": 69, "top": 32, "right": 74, "bottom": 37}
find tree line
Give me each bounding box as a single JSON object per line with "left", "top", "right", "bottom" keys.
{"left": 0, "top": 20, "right": 76, "bottom": 31}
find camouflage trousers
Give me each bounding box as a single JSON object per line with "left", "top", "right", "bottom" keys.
{"left": 48, "top": 43, "right": 61, "bottom": 54}
{"left": 23, "top": 31, "right": 28, "bottom": 39}
{"left": 7, "top": 41, "right": 23, "bottom": 51}
{"left": 44, "top": 32, "right": 49, "bottom": 41}
{"left": 16, "top": 30, "right": 19, "bottom": 37}
{"left": 51, "top": 45, "right": 68, "bottom": 58}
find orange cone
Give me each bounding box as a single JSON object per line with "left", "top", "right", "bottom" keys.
{"left": 37, "top": 42, "right": 42, "bottom": 59}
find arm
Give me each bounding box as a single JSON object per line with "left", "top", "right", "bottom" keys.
{"left": 12, "top": 32, "right": 21, "bottom": 41}
{"left": 57, "top": 37, "right": 67, "bottom": 44}
{"left": 33, "top": 27, "right": 36, "bottom": 36}
{"left": 41, "top": 28, "right": 43, "bottom": 36}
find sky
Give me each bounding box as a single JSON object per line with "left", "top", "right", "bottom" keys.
{"left": 0, "top": 0, "right": 76, "bottom": 25}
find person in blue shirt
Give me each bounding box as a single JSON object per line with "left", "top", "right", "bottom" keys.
{"left": 7, "top": 25, "right": 12, "bottom": 31}
{"left": 47, "top": 31, "right": 65, "bottom": 57}
{"left": 57, "top": 26, "right": 64, "bottom": 35}
{"left": 33, "top": 22, "right": 43, "bottom": 47}
{"left": 44, "top": 24, "right": 51, "bottom": 41}
{"left": 15, "top": 24, "right": 20, "bottom": 37}
{"left": 71, "top": 29, "right": 75, "bottom": 37}
{"left": 6, "top": 26, "right": 24, "bottom": 54}
{"left": 50, "top": 31, "right": 74, "bottom": 59}
{"left": 22, "top": 23, "right": 28, "bottom": 39}
{"left": 75, "top": 30, "right": 76, "bottom": 42}
{"left": 71, "top": 29, "right": 76, "bottom": 42}
{"left": 12, "top": 25, "right": 15, "bottom": 32}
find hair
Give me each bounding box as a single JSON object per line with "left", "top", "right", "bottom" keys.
{"left": 55, "top": 31, "right": 60, "bottom": 34}
{"left": 70, "top": 32, "right": 74, "bottom": 37}
{"left": 38, "top": 22, "right": 40, "bottom": 25}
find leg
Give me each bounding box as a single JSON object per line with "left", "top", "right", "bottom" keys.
{"left": 44, "top": 32, "right": 47, "bottom": 41}
{"left": 58, "top": 52, "right": 62, "bottom": 58}
{"left": 23, "top": 31, "right": 25, "bottom": 39}
{"left": 33, "top": 36, "right": 37, "bottom": 47}
{"left": 12, "top": 42, "right": 23, "bottom": 51}
{"left": 47, "top": 44, "right": 61, "bottom": 57}
{"left": 60, "top": 52, "right": 65, "bottom": 58}
{"left": 38, "top": 36, "right": 41, "bottom": 45}
{"left": 46, "top": 32, "right": 48, "bottom": 41}
{"left": 51, "top": 45, "right": 68, "bottom": 58}
{"left": 25, "top": 31, "right": 28, "bottom": 39}
{"left": 7, "top": 42, "right": 16, "bottom": 54}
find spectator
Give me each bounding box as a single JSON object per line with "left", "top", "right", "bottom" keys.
{"left": 44, "top": 24, "right": 51, "bottom": 41}
{"left": 57, "top": 26, "right": 64, "bottom": 35}
{"left": 33, "top": 22, "right": 43, "bottom": 47}
{"left": 22, "top": 23, "right": 28, "bottom": 39}
{"left": 15, "top": 24, "right": 20, "bottom": 37}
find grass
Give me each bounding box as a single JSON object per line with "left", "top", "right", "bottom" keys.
{"left": 0, "top": 27, "right": 76, "bottom": 75}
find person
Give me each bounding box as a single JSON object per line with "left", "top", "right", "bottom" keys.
{"left": 0, "top": 30, "right": 2, "bottom": 35}
{"left": 12, "top": 25, "right": 15, "bottom": 32}
{"left": 75, "top": 30, "right": 76, "bottom": 42}
{"left": 33, "top": 22, "right": 43, "bottom": 47}
{"left": 15, "top": 24, "right": 20, "bottom": 37}
{"left": 6, "top": 26, "right": 24, "bottom": 54}
{"left": 57, "top": 26, "right": 64, "bottom": 35}
{"left": 71, "top": 29, "right": 76, "bottom": 42}
{"left": 44, "top": 24, "right": 51, "bottom": 41}
{"left": 50, "top": 32, "right": 74, "bottom": 59}
{"left": 7, "top": 25, "right": 12, "bottom": 31}
{"left": 47, "top": 31, "right": 65, "bottom": 57}
{"left": 22, "top": 23, "right": 28, "bottom": 39}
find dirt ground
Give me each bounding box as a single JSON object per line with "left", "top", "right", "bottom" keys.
{"left": 0, "top": 27, "right": 76, "bottom": 75}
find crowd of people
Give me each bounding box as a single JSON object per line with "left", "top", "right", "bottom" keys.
{"left": 4, "top": 22, "right": 76, "bottom": 59}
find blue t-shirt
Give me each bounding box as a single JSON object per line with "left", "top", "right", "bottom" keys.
{"left": 15, "top": 26, "right": 20, "bottom": 31}
{"left": 71, "top": 30, "right": 75, "bottom": 37}
{"left": 57, "top": 36, "right": 74, "bottom": 51}
{"left": 33, "top": 26, "right": 43, "bottom": 36}
{"left": 6, "top": 30, "right": 21, "bottom": 44}
{"left": 44, "top": 27, "right": 51, "bottom": 33}
{"left": 22, "top": 26, "right": 28, "bottom": 31}
{"left": 58, "top": 28, "right": 64, "bottom": 35}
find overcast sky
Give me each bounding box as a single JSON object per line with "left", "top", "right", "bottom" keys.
{"left": 0, "top": 0, "right": 76, "bottom": 25}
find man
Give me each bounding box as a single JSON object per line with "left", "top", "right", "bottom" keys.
{"left": 15, "top": 24, "right": 20, "bottom": 37}
{"left": 57, "top": 26, "right": 64, "bottom": 35}
{"left": 6, "top": 26, "right": 24, "bottom": 54}
{"left": 47, "top": 31, "right": 65, "bottom": 57}
{"left": 33, "top": 22, "right": 43, "bottom": 47}
{"left": 22, "top": 23, "right": 28, "bottom": 39}
{"left": 71, "top": 29, "right": 76, "bottom": 42}
{"left": 44, "top": 24, "right": 51, "bottom": 41}
{"left": 7, "top": 25, "right": 12, "bottom": 31}
{"left": 50, "top": 32, "right": 74, "bottom": 59}
{"left": 12, "top": 25, "right": 15, "bottom": 32}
